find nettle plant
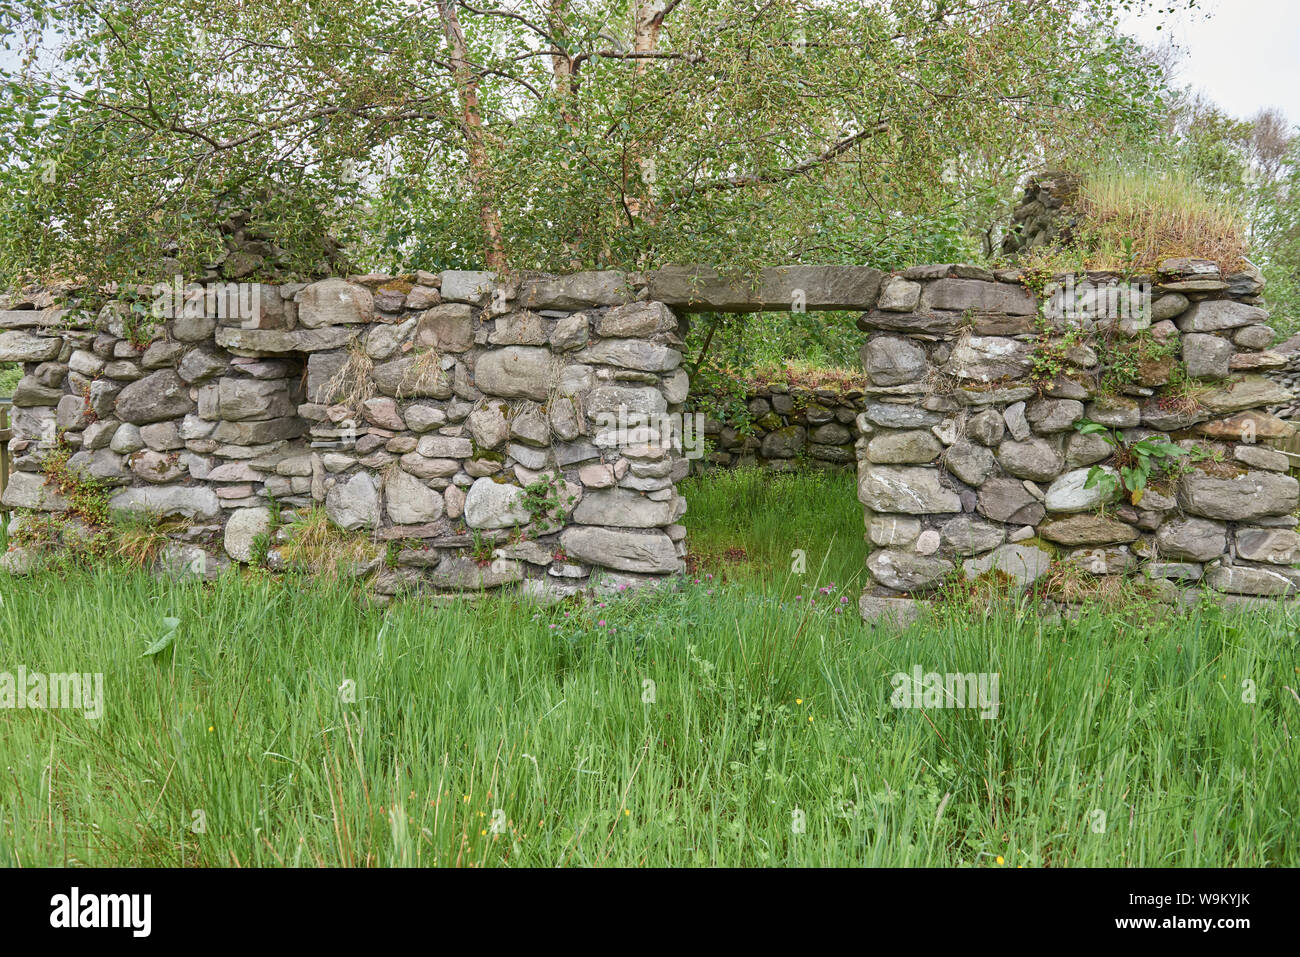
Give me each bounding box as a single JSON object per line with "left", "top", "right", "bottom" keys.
{"left": 1075, "top": 420, "right": 1187, "bottom": 505}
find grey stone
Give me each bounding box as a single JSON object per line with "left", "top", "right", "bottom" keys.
{"left": 109, "top": 485, "right": 221, "bottom": 522}
{"left": 1233, "top": 324, "right": 1274, "bottom": 350}
{"left": 216, "top": 326, "right": 360, "bottom": 354}
{"left": 1044, "top": 467, "right": 1120, "bottom": 513}
{"left": 596, "top": 301, "right": 677, "bottom": 338}
{"left": 867, "top": 549, "right": 954, "bottom": 591}
{"left": 943, "top": 440, "right": 997, "bottom": 486}
{"left": 218, "top": 377, "right": 294, "bottom": 421}
{"left": 0, "top": 471, "right": 67, "bottom": 511}
{"left": 1003, "top": 401, "right": 1031, "bottom": 441}
{"left": 858, "top": 465, "right": 962, "bottom": 514}
{"left": 862, "top": 403, "right": 939, "bottom": 429}
{"left": 939, "top": 515, "right": 1006, "bottom": 556}
{"left": 1234, "top": 445, "right": 1289, "bottom": 472}
{"left": 550, "top": 312, "right": 591, "bottom": 351}
{"left": 1155, "top": 517, "right": 1227, "bottom": 561}
{"left": 473, "top": 347, "right": 555, "bottom": 400}
{"left": 372, "top": 356, "right": 453, "bottom": 399}
{"left": 552, "top": 525, "right": 679, "bottom": 579}
{"left": 115, "top": 370, "right": 196, "bottom": 424}
{"left": 1181, "top": 332, "right": 1233, "bottom": 380}
{"left": 1177, "top": 299, "right": 1267, "bottom": 332}
{"left": 520, "top": 272, "right": 634, "bottom": 310}
{"left": 439, "top": 270, "right": 496, "bottom": 303}
{"left": 996, "top": 437, "right": 1063, "bottom": 482}
{"left": 1026, "top": 398, "right": 1084, "bottom": 434}
{"left": 576, "top": 340, "right": 682, "bottom": 372}
{"left": 861, "top": 335, "right": 927, "bottom": 386}
{"left": 385, "top": 469, "right": 445, "bottom": 525}
{"left": 224, "top": 507, "right": 273, "bottom": 563}
{"left": 463, "top": 477, "right": 531, "bottom": 528}
{"left": 1064, "top": 430, "right": 1113, "bottom": 469}
{"left": 1197, "top": 377, "right": 1293, "bottom": 415}
{"left": 944, "top": 336, "right": 1031, "bottom": 382}
{"left": 867, "top": 429, "right": 942, "bottom": 465}
{"left": 1085, "top": 396, "right": 1140, "bottom": 428}
{"left": 298, "top": 279, "right": 374, "bottom": 328}
{"left": 429, "top": 556, "right": 525, "bottom": 590}
{"left": 404, "top": 404, "right": 448, "bottom": 433}
{"left": 646, "top": 265, "right": 881, "bottom": 312}
{"left": 1177, "top": 470, "right": 1298, "bottom": 521}
{"left": 921, "top": 279, "right": 1036, "bottom": 315}
{"left": 140, "top": 421, "right": 183, "bottom": 451}
{"left": 573, "top": 487, "right": 674, "bottom": 527}
{"left": 1038, "top": 514, "right": 1139, "bottom": 546}
{"left": 867, "top": 515, "right": 921, "bottom": 547}
{"left": 976, "top": 477, "right": 1045, "bottom": 525}
{"left": 0, "top": 331, "right": 62, "bottom": 362}
{"left": 1151, "top": 293, "right": 1190, "bottom": 321}
{"left": 962, "top": 543, "right": 1053, "bottom": 588}
{"left": 325, "top": 472, "right": 381, "bottom": 531}
{"left": 1235, "top": 528, "right": 1300, "bottom": 564}
{"left": 876, "top": 277, "right": 922, "bottom": 312}
{"left": 1204, "top": 562, "right": 1298, "bottom": 596}
{"left": 413, "top": 304, "right": 475, "bottom": 353}
{"left": 761, "top": 425, "right": 807, "bottom": 459}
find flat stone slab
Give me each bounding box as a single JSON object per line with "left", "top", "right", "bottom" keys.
{"left": 645, "top": 265, "right": 882, "bottom": 312}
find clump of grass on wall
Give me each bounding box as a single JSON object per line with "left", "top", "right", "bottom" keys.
{"left": 1048, "top": 165, "right": 1249, "bottom": 274}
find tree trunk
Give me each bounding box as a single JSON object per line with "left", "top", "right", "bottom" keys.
{"left": 437, "top": 1, "right": 507, "bottom": 270}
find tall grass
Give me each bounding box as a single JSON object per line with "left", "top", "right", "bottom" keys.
{"left": 1, "top": 467, "right": 1298, "bottom": 867}
{"left": 1072, "top": 166, "right": 1248, "bottom": 273}
{"left": 679, "top": 465, "right": 867, "bottom": 589}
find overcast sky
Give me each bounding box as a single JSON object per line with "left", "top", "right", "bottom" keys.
{"left": 1122, "top": 0, "right": 1300, "bottom": 126}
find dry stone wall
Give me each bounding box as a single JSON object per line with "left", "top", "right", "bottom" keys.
{"left": 855, "top": 259, "right": 1300, "bottom": 622}
{"left": 0, "top": 271, "right": 694, "bottom": 600}
{"left": 693, "top": 387, "right": 862, "bottom": 471}
{"left": 4, "top": 258, "right": 1297, "bottom": 621}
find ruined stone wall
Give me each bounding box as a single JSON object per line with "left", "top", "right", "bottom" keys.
{"left": 691, "top": 387, "right": 862, "bottom": 471}
{"left": 0, "top": 271, "right": 692, "bottom": 599}
{"left": 3, "top": 259, "right": 1296, "bottom": 619}
{"left": 855, "top": 259, "right": 1299, "bottom": 621}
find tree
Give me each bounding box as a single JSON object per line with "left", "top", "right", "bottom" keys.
{"left": 0, "top": 0, "right": 1178, "bottom": 287}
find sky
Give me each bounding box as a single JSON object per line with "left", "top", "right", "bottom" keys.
{"left": 1122, "top": 0, "right": 1300, "bottom": 125}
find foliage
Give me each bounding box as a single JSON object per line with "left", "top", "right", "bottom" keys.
{"left": 0, "top": 0, "right": 1178, "bottom": 288}
{"left": 3, "top": 480, "right": 1299, "bottom": 866}
{"left": 1075, "top": 419, "right": 1187, "bottom": 505}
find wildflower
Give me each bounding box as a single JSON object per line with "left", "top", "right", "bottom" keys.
{"left": 598, "top": 620, "right": 606, "bottom": 627}
{"left": 208, "top": 726, "right": 214, "bottom": 733}
{"left": 996, "top": 856, "right": 1004, "bottom": 865}
{"left": 796, "top": 698, "right": 803, "bottom": 704}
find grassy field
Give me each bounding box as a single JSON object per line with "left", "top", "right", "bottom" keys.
{"left": 1, "top": 467, "right": 1298, "bottom": 867}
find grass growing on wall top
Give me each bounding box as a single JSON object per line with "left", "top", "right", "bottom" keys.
{"left": 1027, "top": 165, "right": 1249, "bottom": 275}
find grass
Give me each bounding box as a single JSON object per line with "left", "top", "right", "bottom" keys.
{"left": 1, "top": 471, "right": 1299, "bottom": 867}
{"left": 1022, "top": 165, "right": 1248, "bottom": 275}
{"left": 0, "top": 362, "right": 19, "bottom": 397}
{"left": 679, "top": 465, "right": 866, "bottom": 589}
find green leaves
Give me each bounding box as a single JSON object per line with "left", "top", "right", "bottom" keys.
{"left": 141, "top": 616, "right": 180, "bottom": 657}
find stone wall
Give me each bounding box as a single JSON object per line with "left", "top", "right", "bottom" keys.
{"left": 855, "top": 260, "right": 1300, "bottom": 621}
{"left": 0, "top": 270, "right": 693, "bottom": 600}
{"left": 3, "top": 259, "right": 1296, "bottom": 619}
{"left": 692, "top": 386, "right": 862, "bottom": 471}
